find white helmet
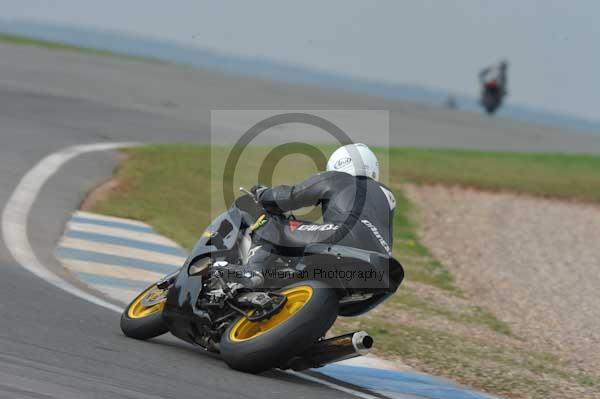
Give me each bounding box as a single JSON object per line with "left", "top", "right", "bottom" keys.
{"left": 326, "top": 143, "right": 379, "bottom": 181}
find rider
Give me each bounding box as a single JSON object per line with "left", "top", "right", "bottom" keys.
{"left": 222, "top": 143, "right": 397, "bottom": 289}
{"left": 479, "top": 60, "right": 508, "bottom": 95}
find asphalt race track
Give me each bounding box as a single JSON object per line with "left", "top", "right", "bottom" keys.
{"left": 1, "top": 42, "right": 600, "bottom": 399}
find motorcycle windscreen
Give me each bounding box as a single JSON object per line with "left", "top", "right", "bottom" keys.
{"left": 189, "top": 207, "right": 244, "bottom": 260}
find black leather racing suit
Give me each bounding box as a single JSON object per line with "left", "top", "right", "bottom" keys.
{"left": 479, "top": 63, "right": 508, "bottom": 95}
{"left": 246, "top": 171, "right": 396, "bottom": 278}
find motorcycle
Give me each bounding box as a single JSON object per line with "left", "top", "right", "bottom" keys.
{"left": 120, "top": 188, "right": 404, "bottom": 373}
{"left": 481, "top": 80, "right": 505, "bottom": 115}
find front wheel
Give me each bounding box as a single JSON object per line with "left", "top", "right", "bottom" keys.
{"left": 219, "top": 280, "right": 339, "bottom": 373}
{"left": 120, "top": 284, "right": 169, "bottom": 340}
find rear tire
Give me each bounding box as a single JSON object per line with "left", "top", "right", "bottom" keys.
{"left": 219, "top": 280, "right": 338, "bottom": 373}
{"left": 120, "top": 284, "right": 169, "bottom": 340}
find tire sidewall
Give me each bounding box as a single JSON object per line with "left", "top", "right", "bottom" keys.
{"left": 219, "top": 280, "right": 339, "bottom": 373}
{"left": 120, "top": 285, "right": 169, "bottom": 340}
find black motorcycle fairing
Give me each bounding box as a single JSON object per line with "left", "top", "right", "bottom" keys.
{"left": 184, "top": 194, "right": 261, "bottom": 268}
{"left": 302, "top": 244, "right": 404, "bottom": 290}
{"left": 192, "top": 208, "right": 244, "bottom": 256}
{"left": 162, "top": 272, "right": 209, "bottom": 345}
{"left": 338, "top": 292, "right": 390, "bottom": 317}
{"left": 301, "top": 244, "right": 404, "bottom": 316}
{"left": 233, "top": 194, "right": 264, "bottom": 221}
{"left": 162, "top": 205, "right": 250, "bottom": 346}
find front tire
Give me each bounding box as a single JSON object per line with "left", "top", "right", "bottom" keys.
{"left": 219, "top": 281, "right": 338, "bottom": 373}
{"left": 120, "top": 284, "right": 169, "bottom": 340}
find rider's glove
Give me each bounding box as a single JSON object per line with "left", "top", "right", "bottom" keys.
{"left": 250, "top": 184, "right": 269, "bottom": 200}
{"left": 251, "top": 184, "right": 283, "bottom": 215}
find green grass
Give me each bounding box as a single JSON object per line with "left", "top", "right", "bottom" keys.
{"left": 90, "top": 144, "right": 600, "bottom": 398}
{"left": 0, "top": 32, "right": 158, "bottom": 62}
{"left": 385, "top": 147, "right": 600, "bottom": 203}
{"left": 391, "top": 289, "right": 512, "bottom": 335}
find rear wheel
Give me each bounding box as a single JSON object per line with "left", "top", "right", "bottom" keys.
{"left": 482, "top": 92, "right": 501, "bottom": 114}
{"left": 120, "top": 284, "right": 169, "bottom": 340}
{"left": 219, "top": 280, "right": 338, "bottom": 373}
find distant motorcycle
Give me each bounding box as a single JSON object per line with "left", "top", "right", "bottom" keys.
{"left": 120, "top": 188, "right": 404, "bottom": 373}
{"left": 479, "top": 61, "right": 508, "bottom": 115}
{"left": 481, "top": 80, "right": 504, "bottom": 114}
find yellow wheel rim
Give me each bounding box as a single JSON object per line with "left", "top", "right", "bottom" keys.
{"left": 229, "top": 286, "right": 313, "bottom": 342}
{"left": 127, "top": 285, "right": 167, "bottom": 319}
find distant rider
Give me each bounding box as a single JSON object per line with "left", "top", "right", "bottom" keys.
{"left": 223, "top": 143, "right": 397, "bottom": 289}
{"left": 479, "top": 60, "right": 508, "bottom": 95}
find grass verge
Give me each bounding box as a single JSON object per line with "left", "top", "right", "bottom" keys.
{"left": 331, "top": 318, "right": 599, "bottom": 398}
{"left": 91, "top": 144, "right": 600, "bottom": 398}
{"left": 0, "top": 32, "right": 158, "bottom": 63}
{"left": 386, "top": 147, "right": 600, "bottom": 203}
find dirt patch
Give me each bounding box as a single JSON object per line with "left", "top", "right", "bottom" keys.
{"left": 404, "top": 183, "right": 600, "bottom": 375}
{"left": 80, "top": 152, "right": 129, "bottom": 211}
{"left": 80, "top": 178, "right": 121, "bottom": 211}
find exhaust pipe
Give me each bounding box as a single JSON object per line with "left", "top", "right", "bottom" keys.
{"left": 285, "top": 331, "right": 373, "bottom": 371}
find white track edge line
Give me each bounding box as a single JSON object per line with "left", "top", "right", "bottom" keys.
{"left": 286, "top": 371, "right": 385, "bottom": 399}
{"left": 1, "top": 142, "right": 394, "bottom": 399}
{"left": 1, "top": 142, "right": 139, "bottom": 313}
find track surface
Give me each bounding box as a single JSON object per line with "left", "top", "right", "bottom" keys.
{"left": 1, "top": 42, "right": 600, "bottom": 398}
